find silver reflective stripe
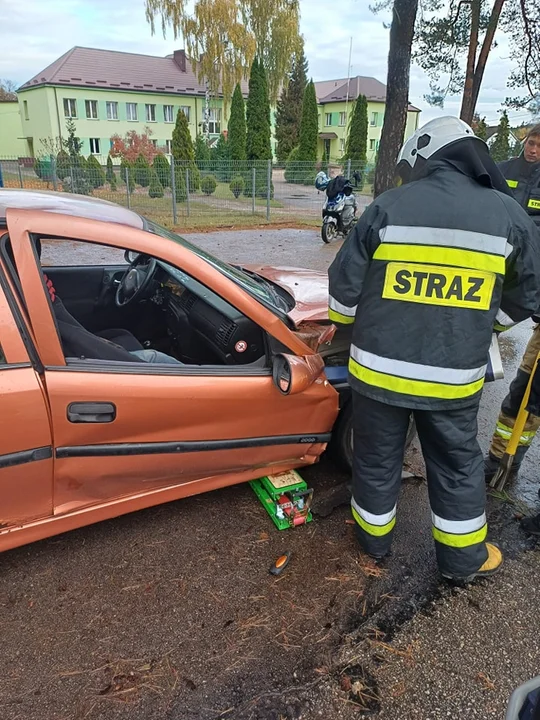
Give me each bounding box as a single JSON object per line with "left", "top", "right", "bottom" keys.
{"left": 496, "top": 308, "right": 518, "bottom": 327}
{"left": 431, "top": 511, "right": 486, "bottom": 534}
{"left": 379, "top": 225, "right": 508, "bottom": 257}
{"left": 351, "top": 497, "right": 396, "bottom": 526}
{"left": 350, "top": 345, "right": 487, "bottom": 385}
{"left": 329, "top": 295, "right": 357, "bottom": 317}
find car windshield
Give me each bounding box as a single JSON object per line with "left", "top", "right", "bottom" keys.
{"left": 146, "top": 219, "right": 292, "bottom": 313}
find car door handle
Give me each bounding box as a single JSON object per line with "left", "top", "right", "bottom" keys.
{"left": 67, "top": 402, "right": 117, "bottom": 423}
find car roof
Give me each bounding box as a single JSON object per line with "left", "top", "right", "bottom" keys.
{"left": 0, "top": 189, "right": 144, "bottom": 230}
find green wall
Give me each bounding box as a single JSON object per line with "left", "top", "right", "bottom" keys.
{"left": 17, "top": 85, "right": 233, "bottom": 159}
{"left": 318, "top": 99, "right": 420, "bottom": 163}
{"left": 0, "top": 101, "right": 31, "bottom": 157}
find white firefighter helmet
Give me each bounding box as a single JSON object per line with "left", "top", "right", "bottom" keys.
{"left": 396, "top": 116, "right": 483, "bottom": 183}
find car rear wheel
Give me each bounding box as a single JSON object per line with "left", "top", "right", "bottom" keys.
{"left": 330, "top": 400, "right": 417, "bottom": 474}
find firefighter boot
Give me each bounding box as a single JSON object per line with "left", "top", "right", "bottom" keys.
{"left": 442, "top": 542, "right": 504, "bottom": 583}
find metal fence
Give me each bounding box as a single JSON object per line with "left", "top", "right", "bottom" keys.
{"left": 0, "top": 156, "right": 375, "bottom": 229}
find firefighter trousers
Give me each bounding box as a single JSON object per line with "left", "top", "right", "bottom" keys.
{"left": 489, "top": 324, "right": 540, "bottom": 464}
{"left": 351, "top": 391, "right": 488, "bottom": 578}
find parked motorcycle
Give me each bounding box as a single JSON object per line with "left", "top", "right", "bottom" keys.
{"left": 315, "top": 172, "right": 358, "bottom": 244}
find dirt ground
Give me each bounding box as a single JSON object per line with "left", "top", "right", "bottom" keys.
{"left": 1, "top": 226, "right": 539, "bottom": 720}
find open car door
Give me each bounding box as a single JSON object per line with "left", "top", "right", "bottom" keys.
{"left": 7, "top": 208, "right": 339, "bottom": 523}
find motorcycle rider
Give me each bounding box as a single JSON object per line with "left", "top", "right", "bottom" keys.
{"left": 328, "top": 117, "right": 540, "bottom": 582}
{"left": 484, "top": 125, "right": 540, "bottom": 488}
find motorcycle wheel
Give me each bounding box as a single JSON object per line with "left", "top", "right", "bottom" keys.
{"left": 321, "top": 219, "right": 337, "bottom": 243}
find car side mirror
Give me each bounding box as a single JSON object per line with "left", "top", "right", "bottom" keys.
{"left": 272, "top": 353, "right": 325, "bottom": 396}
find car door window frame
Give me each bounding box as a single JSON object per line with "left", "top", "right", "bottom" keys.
{"left": 6, "top": 210, "right": 313, "bottom": 371}
{"left": 7, "top": 231, "right": 276, "bottom": 377}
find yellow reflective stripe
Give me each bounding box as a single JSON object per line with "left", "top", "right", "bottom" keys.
{"left": 373, "top": 243, "right": 505, "bottom": 275}
{"left": 328, "top": 308, "right": 355, "bottom": 324}
{"left": 432, "top": 523, "right": 487, "bottom": 548}
{"left": 349, "top": 356, "right": 484, "bottom": 400}
{"left": 496, "top": 422, "right": 536, "bottom": 445}
{"left": 506, "top": 179, "right": 519, "bottom": 188}
{"left": 351, "top": 506, "right": 396, "bottom": 537}
{"left": 528, "top": 199, "right": 540, "bottom": 210}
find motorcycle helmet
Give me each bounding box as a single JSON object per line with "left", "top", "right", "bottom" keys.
{"left": 396, "top": 116, "right": 483, "bottom": 185}
{"left": 315, "top": 171, "right": 329, "bottom": 191}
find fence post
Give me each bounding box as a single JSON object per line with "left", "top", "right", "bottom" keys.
{"left": 70, "top": 164, "right": 75, "bottom": 194}
{"left": 51, "top": 155, "right": 58, "bottom": 191}
{"left": 266, "top": 160, "right": 271, "bottom": 222}
{"left": 346, "top": 158, "right": 352, "bottom": 179}
{"left": 252, "top": 167, "right": 256, "bottom": 215}
{"left": 185, "top": 168, "right": 190, "bottom": 217}
{"left": 170, "top": 156, "right": 178, "bottom": 225}
{"left": 18, "top": 163, "right": 24, "bottom": 188}
{"left": 0, "top": 162, "right": 3, "bottom": 189}
{"left": 126, "top": 168, "right": 131, "bottom": 209}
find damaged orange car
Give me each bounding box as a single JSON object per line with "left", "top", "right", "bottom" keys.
{"left": 0, "top": 189, "right": 372, "bottom": 553}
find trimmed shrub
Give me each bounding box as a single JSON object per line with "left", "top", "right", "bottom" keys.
{"left": 230, "top": 175, "right": 245, "bottom": 198}
{"left": 134, "top": 153, "right": 151, "bottom": 187}
{"left": 201, "top": 174, "right": 217, "bottom": 195}
{"left": 284, "top": 146, "right": 302, "bottom": 184}
{"left": 86, "top": 155, "right": 106, "bottom": 189}
{"left": 148, "top": 169, "right": 164, "bottom": 198}
{"left": 153, "top": 153, "right": 171, "bottom": 188}
{"left": 56, "top": 150, "right": 70, "bottom": 180}
{"left": 106, "top": 154, "right": 115, "bottom": 183}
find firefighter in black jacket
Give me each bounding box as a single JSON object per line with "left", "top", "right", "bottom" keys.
{"left": 498, "top": 124, "right": 540, "bottom": 228}
{"left": 328, "top": 117, "right": 540, "bottom": 582}
{"left": 484, "top": 125, "right": 540, "bottom": 490}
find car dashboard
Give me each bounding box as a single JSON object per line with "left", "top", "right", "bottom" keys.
{"left": 155, "top": 265, "right": 266, "bottom": 365}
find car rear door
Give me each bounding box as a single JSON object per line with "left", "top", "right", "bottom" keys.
{"left": 7, "top": 209, "right": 338, "bottom": 517}
{"left": 0, "top": 258, "right": 53, "bottom": 532}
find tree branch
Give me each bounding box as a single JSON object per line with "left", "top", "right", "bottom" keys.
{"left": 470, "top": 0, "right": 506, "bottom": 118}
{"left": 520, "top": 0, "right": 535, "bottom": 98}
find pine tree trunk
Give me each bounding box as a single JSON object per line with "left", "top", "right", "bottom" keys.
{"left": 460, "top": 0, "right": 481, "bottom": 125}
{"left": 469, "top": 0, "right": 506, "bottom": 120}
{"left": 374, "top": 0, "right": 419, "bottom": 198}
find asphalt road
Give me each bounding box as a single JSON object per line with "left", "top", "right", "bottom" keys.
{"left": 2, "top": 226, "right": 538, "bottom": 720}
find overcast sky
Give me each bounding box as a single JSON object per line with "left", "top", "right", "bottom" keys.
{"left": 0, "top": 0, "right": 534, "bottom": 127}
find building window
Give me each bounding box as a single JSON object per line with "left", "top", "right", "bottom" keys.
{"left": 146, "top": 104, "right": 156, "bottom": 122}
{"left": 325, "top": 113, "right": 332, "bottom": 126}
{"left": 339, "top": 112, "right": 347, "bottom": 127}
{"left": 339, "top": 138, "right": 345, "bottom": 154}
{"left": 89, "top": 138, "right": 101, "bottom": 154}
{"left": 208, "top": 108, "right": 221, "bottom": 134}
{"left": 151, "top": 139, "right": 158, "bottom": 147}
{"left": 370, "top": 111, "right": 379, "bottom": 127}
{"left": 165, "top": 139, "right": 172, "bottom": 154}
{"left": 23, "top": 100, "right": 29, "bottom": 120}
{"left": 369, "top": 139, "right": 377, "bottom": 151}
{"left": 180, "top": 105, "right": 191, "bottom": 122}
{"left": 126, "top": 103, "right": 138, "bottom": 121}
{"left": 85, "top": 100, "right": 98, "bottom": 119}
{"left": 63, "top": 98, "right": 77, "bottom": 118}
{"left": 106, "top": 101, "right": 118, "bottom": 120}
{"left": 163, "top": 105, "right": 174, "bottom": 123}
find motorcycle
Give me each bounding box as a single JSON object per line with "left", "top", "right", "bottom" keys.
{"left": 315, "top": 172, "right": 358, "bottom": 244}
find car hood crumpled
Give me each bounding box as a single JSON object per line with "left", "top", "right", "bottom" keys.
{"left": 245, "top": 265, "right": 330, "bottom": 325}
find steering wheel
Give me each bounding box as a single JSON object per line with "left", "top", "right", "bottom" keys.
{"left": 115, "top": 254, "right": 157, "bottom": 307}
